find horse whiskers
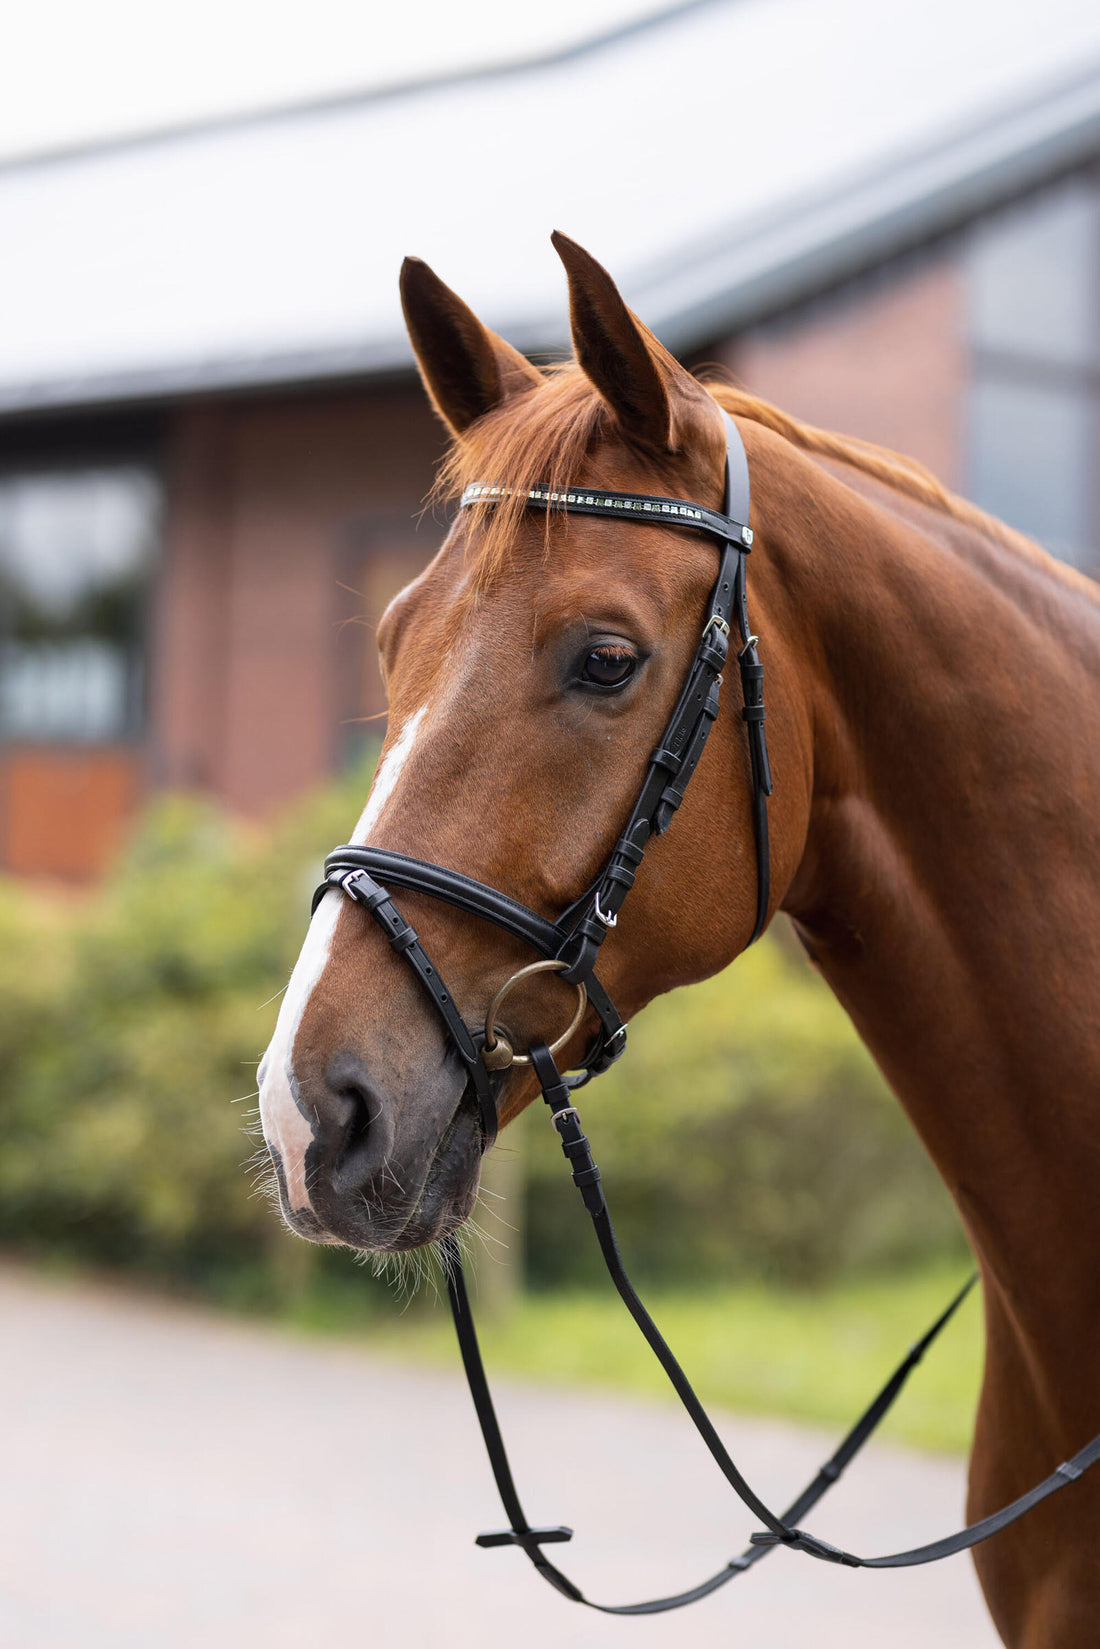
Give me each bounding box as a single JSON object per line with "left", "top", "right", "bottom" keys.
{"left": 463, "top": 1209, "right": 510, "bottom": 1253}
{"left": 239, "top": 1138, "right": 285, "bottom": 1216}
{"left": 379, "top": 1165, "right": 405, "bottom": 1200}
{"left": 244, "top": 1164, "right": 279, "bottom": 1200}
{"left": 244, "top": 1165, "right": 282, "bottom": 1211}
{"left": 458, "top": 1217, "right": 516, "bottom": 1294}
{"left": 254, "top": 985, "right": 289, "bottom": 1013}
{"left": 365, "top": 1241, "right": 446, "bottom": 1305}
{"left": 472, "top": 1189, "right": 519, "bottom": 1236}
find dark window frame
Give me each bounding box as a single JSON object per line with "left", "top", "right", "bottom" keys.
{"left": 0, "top": 415, "right": 164, "bottom": 750}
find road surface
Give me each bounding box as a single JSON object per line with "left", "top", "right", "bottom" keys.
{"left": 0, "top": 1266, "right": 1000, "bottom": 1648}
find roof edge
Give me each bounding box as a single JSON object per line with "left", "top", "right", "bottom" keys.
{"left": 644, "top": 60, "right": 1100, "bottom": 348}
{"left": 4, "top": 57, "right": 1100, "bottom": 420}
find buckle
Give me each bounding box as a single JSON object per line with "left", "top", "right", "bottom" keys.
{"left": 339, "top": 869, "right": 368, "bottom": 895}
{"left": 593, "top": 890, "right": 618, "bottom": 928}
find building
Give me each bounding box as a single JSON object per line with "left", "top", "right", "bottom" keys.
{"left": 3, "top": 0, "right": 1100, "bottom": 876}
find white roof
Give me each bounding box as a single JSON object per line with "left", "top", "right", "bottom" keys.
{"left": 3, "top": 0, "right": 1100, "bottom": 415}
{"left": 0, "top": 0, "right": 675, "bottom": 163}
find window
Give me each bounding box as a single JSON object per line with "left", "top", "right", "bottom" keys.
{"left": 966, "top": 176, "right": 1100, "bottom": 571}
{"left": 0, "top": 467, "right": 159, "bottom": 744}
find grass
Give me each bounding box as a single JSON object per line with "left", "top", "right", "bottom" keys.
{"left": 284, "top": 1259, "right": 984, "bottom": 1456}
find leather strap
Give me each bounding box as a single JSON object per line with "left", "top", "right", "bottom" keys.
{"left": 454, "top": 1047, "right": 1100, "bottom": 1599}
{"left": 315, "top": 848, "right": 562, "bottom": 953}
{"left": 733, "top": 549, "right": 772, "bottom": 942}
{"left": 721, "top": 407, "right": 751, "bottom": 530}
{"left": 448, "top": 1251, "right": 975, "bottom": 1611}
{"left": 460, "top": 480, "right": 753, "bottom": 553}
{"left": 318, "top": 869, "right": 499, "bottom": 1147}
{"left": 557, "top": 536, "right": 743, "bottom": 981}
{"left": 465, "top": 410, "right": 770, "bottom": 959}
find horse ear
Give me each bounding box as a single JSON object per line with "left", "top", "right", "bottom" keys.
{"left": 551, "top": 231, "right": 709, "bottom": 453}
{"left": 400, "top": 256, "right": 542, "bottom": 436}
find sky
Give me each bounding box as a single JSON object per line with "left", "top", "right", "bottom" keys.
{"left": 0, "top": 0, "right": 677, "bottom": 161}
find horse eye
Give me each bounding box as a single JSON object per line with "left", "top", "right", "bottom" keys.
{"left": 581, "top": 644, "right": 637, "bottom": 689}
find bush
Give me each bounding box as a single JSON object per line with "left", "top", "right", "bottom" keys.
{"left": 0, "top": 777, "right": 373, "bottom": 1298}
{"left": 520, "top": 932, "right": 967, "bottom": 1288}
{"left": 0, "top": 777, "right": 967, "bottom": 1301}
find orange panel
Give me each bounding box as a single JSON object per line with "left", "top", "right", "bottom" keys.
{"left": 1, "top": 747, "right": 144, "bottom": 880}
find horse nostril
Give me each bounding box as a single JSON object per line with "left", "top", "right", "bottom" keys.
{"left": 326, "top": 1063, "right": 389, "bottom": 1198}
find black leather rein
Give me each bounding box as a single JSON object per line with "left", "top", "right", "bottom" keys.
{"left": 311, "top": 411, "right": 1100, "bottom": 1612}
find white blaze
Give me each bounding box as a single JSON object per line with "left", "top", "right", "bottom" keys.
{"left": 352, "top": 705, "right": 426, "bottom": 842}
{"left": 258, "top": 706, "right": 428, "bottom": 1216}
{"left": 258, "top": 892, "right": 342, "bottom": 1211}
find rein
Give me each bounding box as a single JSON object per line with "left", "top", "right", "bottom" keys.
{"left": 313, "top": 411, "right": 1100, "bottom": 1611}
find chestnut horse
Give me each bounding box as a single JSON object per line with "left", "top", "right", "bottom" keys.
{"left": 257, "top": 234, "right": 1100, "bottom": 1646}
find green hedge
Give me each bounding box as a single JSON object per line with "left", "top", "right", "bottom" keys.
{"left": 0, "top": 784, "right": 361, "bottom": 1296}
{"left": 0, "top": 780, "right": 967, "bottom": 1299}
{"left": 521, "top": 933, "right": 966, "bottom": 1287}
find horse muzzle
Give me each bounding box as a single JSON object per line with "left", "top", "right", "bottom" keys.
{"left": 264, "top": 1051, "right": 483, "bottom": 1251}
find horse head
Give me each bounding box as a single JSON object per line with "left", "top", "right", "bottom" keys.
{"left": 257, "top": 235, "right": 809, "bottom": 1251}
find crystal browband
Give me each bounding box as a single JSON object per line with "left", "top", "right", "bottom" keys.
{"left": 459, "top": 481, "right": 753, "bottom": 549}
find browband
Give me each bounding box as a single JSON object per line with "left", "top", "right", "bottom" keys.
{"left": 459, "top": 481, "right": 754, "bottom": 551}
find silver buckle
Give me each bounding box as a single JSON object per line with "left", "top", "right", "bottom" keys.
{"left": 552, "top": 1106, "right": 582, "bottom": 1134}
{"left": 594, "top": 891, "right": 618, "bottom": 928}
{"left": 703, "top": 613, "right": 730, "bottom": 640}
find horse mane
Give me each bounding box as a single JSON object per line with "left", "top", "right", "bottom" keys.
{"left": 434, "top": 364, "right": 1094, "bottom": 600}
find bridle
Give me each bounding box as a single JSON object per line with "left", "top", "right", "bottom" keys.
{"left": 315, "top": 411, "right": 767, "bottom": 1150}
{"left": 311, "top": 411, "right": 1100, "bottom": 1613}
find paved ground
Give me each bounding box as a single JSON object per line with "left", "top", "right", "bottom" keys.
{"left": 0, "top": 1266, "right": 1001, "bottom": 1649}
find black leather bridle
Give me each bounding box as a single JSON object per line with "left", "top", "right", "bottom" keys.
{"left": 315, "top": 411, "right": 767, "bottom": 1151}
{"left": 311, "top": 412, "right": 1100, "bottom": 1613}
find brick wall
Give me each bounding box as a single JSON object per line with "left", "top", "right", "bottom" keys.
{"left": 152, "top": 384, "right": 443, "bottom": 819}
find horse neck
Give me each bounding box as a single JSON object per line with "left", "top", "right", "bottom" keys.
{"left": 757, "top": 440, "right": 1100, "bottom": 1375}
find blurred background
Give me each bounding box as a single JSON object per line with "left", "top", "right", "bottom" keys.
{"left": 1, "top": 0, "right": 1098, "bottom": 1642}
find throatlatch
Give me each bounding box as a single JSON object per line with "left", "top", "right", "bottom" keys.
{"left": 315, "top": 410, "right": 1100, "bottom": 1612}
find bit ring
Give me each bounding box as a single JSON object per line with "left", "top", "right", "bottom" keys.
{"left": 483, "top": 960, "right": 588, "bottom": 1070}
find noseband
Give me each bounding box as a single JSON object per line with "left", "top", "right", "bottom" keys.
{"left": 311, "top": 411, "right": 1100, "bottom": 1613}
